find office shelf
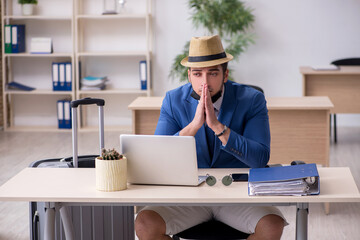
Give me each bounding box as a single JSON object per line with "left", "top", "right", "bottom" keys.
{"left": 1, "top": 0, "right": 75, "bottom": 131}
{"left": 5, "top": 90, "right": 73, "bottom": 95}
{"left": 1, "top": 0, "right": 152, "bottom": 131}
{"left": 75, "top": 0, "right": 152, "bottom": 130}
{"left": 77, "top": 51, "right": 149, "bottom": 57}
{"left": 3, "top": 15, "right": 72, "bottom": 20}
{"left": 78, "top": 89, "right": 148, "bottom": 95}
{"left": 5, "top": 125, "right": 72, "bottom": 132}
{"left": 4, "top": 53, "right": 73, "bottom": 57}
{"left": 76, "top": 13, "right": 147, "bottom": 20}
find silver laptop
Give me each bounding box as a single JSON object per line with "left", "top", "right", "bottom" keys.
{"left": 120, "top": 134, "right": 207, "bottom": 186}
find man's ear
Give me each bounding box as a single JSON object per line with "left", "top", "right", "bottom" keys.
{"left": 224, "top": 69, "right": 229, "bottom": 83}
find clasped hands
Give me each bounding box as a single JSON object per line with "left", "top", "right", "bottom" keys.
{"left": 181, "top": 84, "right": 228, "bottom": 144}
{"left": 192, "top": 83, "right": 221, "bottom": 131}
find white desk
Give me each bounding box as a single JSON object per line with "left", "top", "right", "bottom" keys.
{"left": 0, "top": 167, "right": 359, "bottom": 240}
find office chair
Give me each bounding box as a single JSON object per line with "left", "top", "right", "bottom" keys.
{"left": 330, "top": 58, "right": 360, "bottom": 143}
{"left": 331, "top": 58, "right": 360, "bottom": 66}
{"left": 172, "top": 84, "right": 264, "bottom": 240}
{"left": 245, "top": 84, "right": 264, "bottom": 94}
{"left": 172, "top": 219, "right": 250, "bottom": 240}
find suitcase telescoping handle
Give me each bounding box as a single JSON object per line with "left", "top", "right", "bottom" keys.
{"left": 71, "top": 97, "right": 105, "bottom": 168}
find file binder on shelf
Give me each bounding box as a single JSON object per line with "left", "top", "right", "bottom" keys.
{"left": 248, "top": 163, "right": 320, "bottom": 196}
{"left": 57, "top": 100, "right": 65, "bottom": 129}
{"left": 59, "top": 63, "right": 65, "bottom": 90}
{"left": 11, "top": 25, "right": 26, "bottom": 53}
{"left": 139, "top": 60, "right": 147, "bottom": 90}
{"left": 65, "top": 62, "right": 72, "bottom": 91}
{"left": 63, "top": 101, "right": 71, "bottom": 129}
{"left": 52, "top": 63, "right": 60, "bottom": 91}
{"left": 5, "top": 25, "right": 12, "bottom": 53}
{"left": 57, "top": 99, "right": 72, "bottom": 129}
{"left": 52, "top": 62, "right": 72, "bottom": 91}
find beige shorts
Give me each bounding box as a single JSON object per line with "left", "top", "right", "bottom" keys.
{"left": 140, "top": 205, "right": 287, "bottom": 235}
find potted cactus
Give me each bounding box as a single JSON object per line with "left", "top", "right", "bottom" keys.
{"left": 18, "top": 0, "right": 38, "bottom": 16}
{"left": 96, "top": 148, "right": 127, "bottom": 191}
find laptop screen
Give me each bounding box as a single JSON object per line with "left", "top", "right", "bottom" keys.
{"left": 120, "top": 134, "right": 201, "bottom": 186}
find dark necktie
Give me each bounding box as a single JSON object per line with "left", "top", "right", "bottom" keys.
{"left": 205, "top": 125, "right": 215, "bottom": 160}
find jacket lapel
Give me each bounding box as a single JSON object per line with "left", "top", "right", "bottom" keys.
{"left": 185, "top": 93, "right": 197, "bottom": 124}
{"left": 185, "top": 91, "right": 212, "bottom": 167}
{"left": 211, "top": 82, "right": 238, "bottom": 167}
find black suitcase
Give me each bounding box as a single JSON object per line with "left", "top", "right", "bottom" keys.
{"left": 29, "top": 98, "right": 134, "bottom": 240}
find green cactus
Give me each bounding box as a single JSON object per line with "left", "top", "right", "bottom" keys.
{"left": 100, "top": 148, "right": 123, "bottom": 160}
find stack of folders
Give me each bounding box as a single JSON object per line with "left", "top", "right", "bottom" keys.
{"left": 52, "top": 62, "right": 72, "bottom": 91}
{"left": 57, "top": 99, "right": 72, "bottom": 129}
{"left": 81, "top": 76, "right": 108, "bottom": 90}
{"left": 248, "top": 163, "right": 320, "bottom": 196}
{"left": 4, "top": 24, "right": 25, "bottom": 53}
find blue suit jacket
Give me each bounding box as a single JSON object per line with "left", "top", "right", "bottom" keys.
{"left": 155, "top": 81, "right": 270, "bottom": 168}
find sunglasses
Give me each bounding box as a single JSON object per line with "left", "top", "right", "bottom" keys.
{"left": 205, "top": 174, "right": 233, "bottom": 186}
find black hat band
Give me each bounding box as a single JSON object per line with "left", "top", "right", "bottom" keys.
{"left": 188, "top": 52, "right": 227, "bottom": 62}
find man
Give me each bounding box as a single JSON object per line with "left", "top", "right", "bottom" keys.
{"left": 135, "top": 35, "right": 287, "bottom": 240}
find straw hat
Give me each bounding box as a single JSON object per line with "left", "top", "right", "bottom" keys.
{"left": 181, "top": 35, "right": 233, "bottom": 68}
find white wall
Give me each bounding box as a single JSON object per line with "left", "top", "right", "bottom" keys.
{"left": 152, "top": 0, "right": 360, "bottom": 126}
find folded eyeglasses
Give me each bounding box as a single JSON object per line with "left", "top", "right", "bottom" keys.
{"left": 205, "top": 174, "right": 233, "bottom": 186}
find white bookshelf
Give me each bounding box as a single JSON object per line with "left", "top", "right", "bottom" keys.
{"left": 3, "top": 15, "right": 72, "bottom": 20}
{"left": 4, "top": 53, "right": 73, "bottom": 57}
{"left": 1, "top": 0, "right": 75, "bottom": 132}
{"left": 76, "top": 14, "right": 148, "bottom": 20}
{"left": 1, "top": 0, "right": 153, "bottom": 131}
{"left": 74, "top": 0, "right": 152, "bottom": 130}
{"left": 4, "top": 125, "right": 72, "bottom": 132}
{"left": 78, "top": 51, "right": 149, "bottom": 56}
{"left": 5, "top": 90, "right": 73, "bottom": 95}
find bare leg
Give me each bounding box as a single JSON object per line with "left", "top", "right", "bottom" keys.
{"left": 135, "top": 210, "right": 172, "bottom": 240}
{"left": 247, "top": 214, "right": 284, "bottom": 240}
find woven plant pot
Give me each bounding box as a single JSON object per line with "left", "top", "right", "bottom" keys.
{"left": 96, "top": 157, "right": 127, "bottom": 191}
